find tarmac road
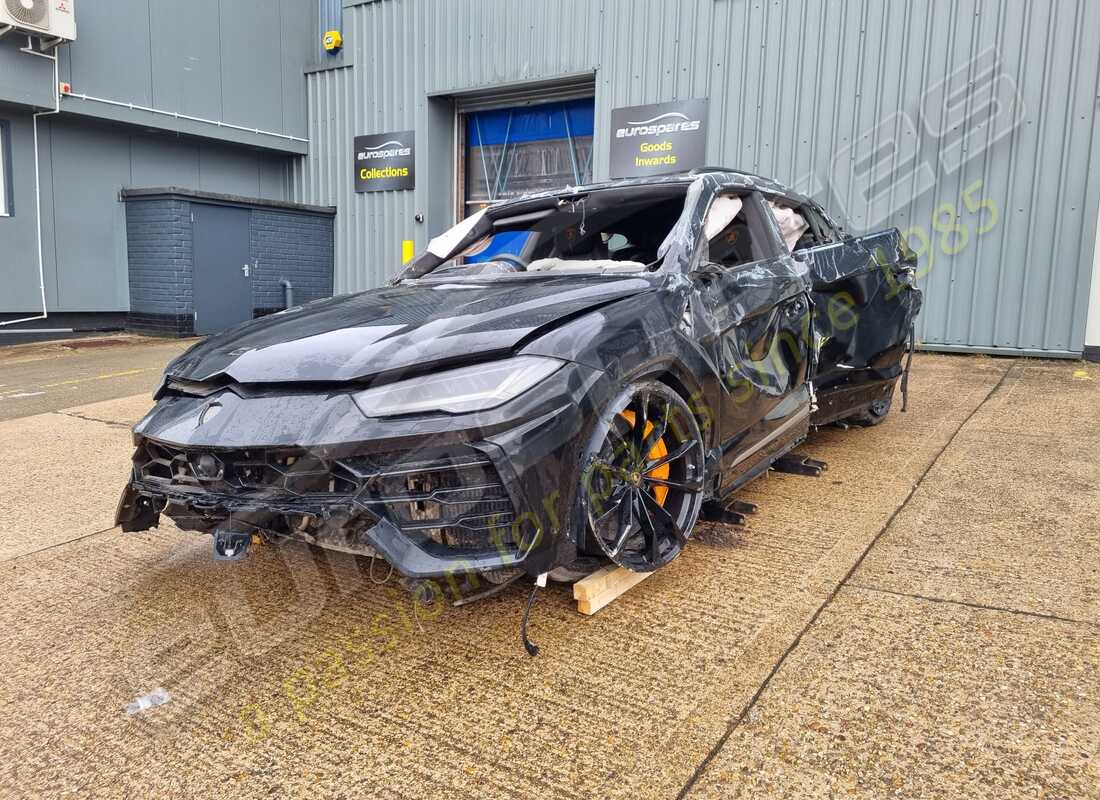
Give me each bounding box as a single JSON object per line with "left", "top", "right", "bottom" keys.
{"left": 0, "top": 335, "right": 193, "bottom": 421}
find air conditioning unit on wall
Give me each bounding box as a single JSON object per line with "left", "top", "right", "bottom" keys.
{"left": 0, "top": 0, "right": 77, "bottom": 48}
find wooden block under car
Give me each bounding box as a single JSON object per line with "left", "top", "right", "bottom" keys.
{"left": 573, "top": 565, "right": 652, "bottom": 615}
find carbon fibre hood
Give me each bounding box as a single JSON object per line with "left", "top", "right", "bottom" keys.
{"left": 166, "top": 275, "right": 653, "bottom": 383}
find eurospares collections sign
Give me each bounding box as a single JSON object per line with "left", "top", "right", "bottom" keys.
{"left": 354, "top": 130, "right": 415, "bottom": 192}
{"left": 610, "top": 98, "right": 709, "bottom": 178}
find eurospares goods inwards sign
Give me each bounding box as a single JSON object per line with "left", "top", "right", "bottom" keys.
{"left": 610, "top": 99, "right": 708, "bottom": 178}
{"left": 354, "top": 131, "right": 415, "bottom": 192}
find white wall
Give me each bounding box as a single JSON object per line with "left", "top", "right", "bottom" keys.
{"left": 1086, "top": 199, "right": 1100, "bottom": 355}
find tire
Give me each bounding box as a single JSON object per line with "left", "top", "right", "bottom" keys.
{"left": 578, "top": 380, "right": 706, "bottom": 572}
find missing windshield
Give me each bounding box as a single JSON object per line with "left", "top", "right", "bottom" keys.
{"left": 413, "top": 185, "right": 690, "bottom": 280}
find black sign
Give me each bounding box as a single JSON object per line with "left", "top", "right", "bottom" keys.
{"left": 609, "top": 99, "right": 708, "bottom": 179}
{"left": 354, "top": 130, "right": 415, "bottom": 192}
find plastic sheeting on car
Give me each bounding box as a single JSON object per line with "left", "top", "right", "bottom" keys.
{"left": 801, "top": 229, "right": 921, "bottom": 392}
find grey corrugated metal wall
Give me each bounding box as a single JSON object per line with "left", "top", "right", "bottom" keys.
{"left": 55, "top": 0, "right": 312, "bottom": 140}
{"left": 291, "top": 0, "right": 1100, "bottom": 356}
{"left": 318, "top": 0, "right": 342, "bottom": 59}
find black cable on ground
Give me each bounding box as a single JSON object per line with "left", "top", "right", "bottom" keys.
{"left": 521, "top": 578, "right": 545, "bottom": 657}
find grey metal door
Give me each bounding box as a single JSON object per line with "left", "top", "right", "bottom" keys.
{"left": 192, "top": 204, "right": 252, "bottom": 335}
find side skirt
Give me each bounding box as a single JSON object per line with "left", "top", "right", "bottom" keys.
{"left": 717, "top": 406, "right": 811, "bottom": 500}
{"left": 811, "top": 376, "right": 897, "bottom": 427}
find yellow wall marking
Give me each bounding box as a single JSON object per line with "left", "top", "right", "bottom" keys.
{"left": 402, "top": 239, "right": 415, "bottom": 264}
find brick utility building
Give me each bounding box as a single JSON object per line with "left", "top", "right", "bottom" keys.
{"left": 2, "top": 0, "right": 1100, "bottom": 361}
{"left": 120, "top": 189, "right": 334, "bottom": 335}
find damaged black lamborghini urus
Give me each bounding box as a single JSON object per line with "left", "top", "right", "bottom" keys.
{"left": 117, "top": 169, "right": 921, "bottom": 596}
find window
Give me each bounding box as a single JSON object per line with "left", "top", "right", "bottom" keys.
{"left": 703, "top": 193, "right": 774, "bottom": 269}
{"left": 0, "top": 120, "right": 11, "bottom": 216}
{"left": 808, "top": 205, "right": 844, "bottom": 243}
{"left": 761, "top": 195, "right": 850, "bottom": 253}
{"left": 463, "top": 98, "right": 595, "bottom": 216}
{"left": 767, "top": 199, "right": 813, "bottom": 252}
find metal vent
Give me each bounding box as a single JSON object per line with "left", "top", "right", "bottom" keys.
{"left": 4, "top": 0, "right": 49, "bottom": 28}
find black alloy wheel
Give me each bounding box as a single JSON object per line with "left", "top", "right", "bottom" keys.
{"left": 580, "top": 381, "right": 705, "bottom": 572}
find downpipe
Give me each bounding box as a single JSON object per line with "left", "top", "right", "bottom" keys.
{"left": 1, "top": 38, "right": 60, "bottom": 329}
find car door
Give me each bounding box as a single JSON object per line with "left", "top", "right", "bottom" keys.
{"left": 772, "top": 197, "right": 921, "bottom": 395}
{"left": 690, "top": 190, "right": 813, "bottom": 494}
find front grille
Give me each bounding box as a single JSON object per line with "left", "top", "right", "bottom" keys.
{"left": 132, "top": 442, "right": 525, "bottom": 553}
{"left": 343, "top": 448, "right": 520, "bottom": 553}
{"left": 135, "top": 442, "right": 359, "bottom": 496}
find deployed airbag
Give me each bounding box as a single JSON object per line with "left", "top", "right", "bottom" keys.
{"left": 768, "top": 201, "right": 809, "bottom": 253}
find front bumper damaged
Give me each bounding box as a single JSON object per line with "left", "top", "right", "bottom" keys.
{"left": 117, "top": 361, "right": 606, "bottom": 579}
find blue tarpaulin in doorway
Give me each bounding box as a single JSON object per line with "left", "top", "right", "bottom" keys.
{"left": 464, "top": 98, "right": 595, "bottom": 214}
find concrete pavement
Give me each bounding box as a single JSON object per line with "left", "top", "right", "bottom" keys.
{"left": 0, "top": 351, "right": 1096, "bottom": 799}
{"left": 684, "top": 359, "right": 1100, "bottom": 798}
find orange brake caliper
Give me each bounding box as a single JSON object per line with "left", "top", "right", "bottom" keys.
{"left": 618, "top": 410, "right": 670, "bottom": 506}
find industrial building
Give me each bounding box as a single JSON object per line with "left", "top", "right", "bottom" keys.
{"left": 0, "top": 0, "right": 328, "bottom": 336}
{"left": 2, "top": 0, "right": 1099, "bottom": 360}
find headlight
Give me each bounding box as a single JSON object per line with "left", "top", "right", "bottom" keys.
{"left": 352, "top": 356, "right": 564, "bottom": 417}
